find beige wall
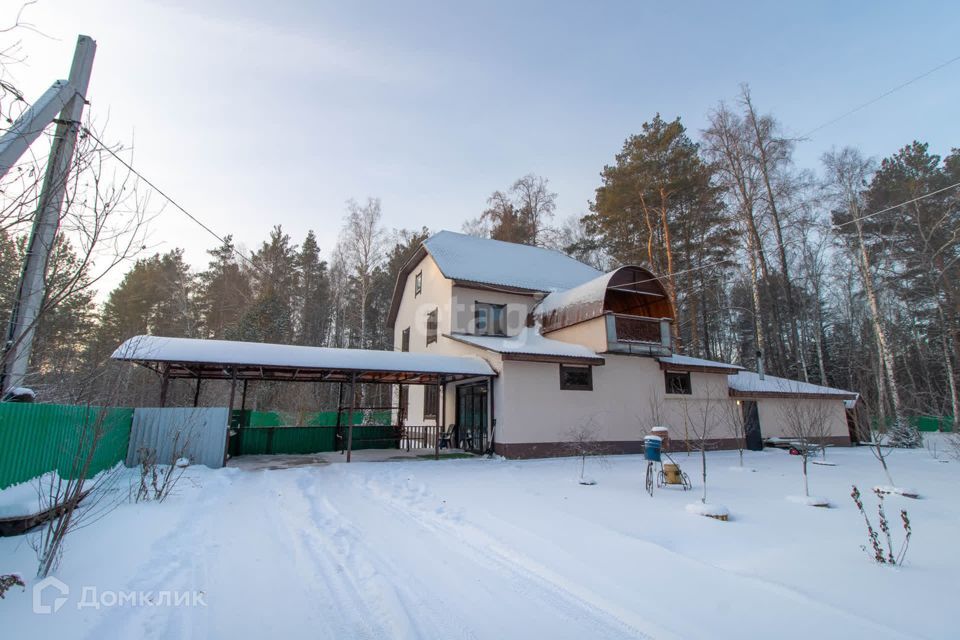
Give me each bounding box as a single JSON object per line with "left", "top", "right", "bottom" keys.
{"left": 752, "top": 396, "right": 850, "bottom": 440}
{"left": 542, "top": 316, "right": 608, "bottom": 353}
{"left": 496, "top": 355, "right": 733, "bottom": 446}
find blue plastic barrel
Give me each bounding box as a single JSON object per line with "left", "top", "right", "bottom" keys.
{"left": 644, "top": 436, "right": 662, "bottom": 462}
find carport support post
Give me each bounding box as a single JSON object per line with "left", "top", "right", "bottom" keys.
{"left": 224, "top": 367, "right": 237, "bottom": 466}
{"left": 193, "top": 376, "right": 202, "bottom": 407}
{"left": 159, "top": 364, "right": 170, "bottom": 407}
{"left": 435, "top": 377, "right": 444, "bottom": 460}
{"left": 346, "top": 373, "right": 357, "bottom": 463}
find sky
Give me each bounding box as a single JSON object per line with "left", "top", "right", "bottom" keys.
{"left": 3, "top": 0, "right": 959, "bottom": 294}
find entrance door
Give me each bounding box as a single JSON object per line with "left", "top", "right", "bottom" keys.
{"left": 456, "top": 383, "right": 488, "bottom": 453}
{"left": 742, "top": 401, "right": 763, "bottom": 450}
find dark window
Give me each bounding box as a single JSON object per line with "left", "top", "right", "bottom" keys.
{"left": 475, "top": 302, "right": 507, "bottom": 336}
{"left": 400, "top": 327, "right": 410, "bottom": 352}
{"left": 560, "top": 364, "right": 593, "bottom": 391}
{"left": 665, "top": 371, "right": 692, "bottom": 395}
{"left": 415, "top": 271, "right": 422, "bottom": 297}
{"left": 424, "top": 385, "right": 438, "bottom": 420}
{"left": 426, "top": 309, "right": 438, "bottom": 345}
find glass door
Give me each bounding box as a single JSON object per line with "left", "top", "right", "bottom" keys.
{"left": 456, "top": 383, "right": 488, "bottom": 453}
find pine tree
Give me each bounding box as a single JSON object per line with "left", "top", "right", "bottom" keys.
{"left": 295, "top": 230, "right": 330, "bottom": 346}
{"left": 197, "top": 236, "right": 252, "bottom": 339}
{"left": 233, "top": 226, "right": 299, "bottom": 344}
{"left": 584, "top": 114, "right": 734, "bottom": 353}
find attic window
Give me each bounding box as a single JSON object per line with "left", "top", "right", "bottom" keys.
{"left": 475, "top": 302, "right": 506, "bottom": 336}
{"left": 560, "top": 364, "right": 593, "bottom": 391}
{"left": 665, "top": 371, "right": 691, "bottom": 395}
{"left": 415, "top": 272, "right": 423, "bottom": 297}
{"left": 426, "top": 309, "right": 438, "bottom": 345}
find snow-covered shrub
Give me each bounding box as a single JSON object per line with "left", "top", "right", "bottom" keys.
{"left": 0, "top": 574, "right": 25, "bottom": 598}
{"left": 851, "top": 485, "right": 911, "bottom": 566}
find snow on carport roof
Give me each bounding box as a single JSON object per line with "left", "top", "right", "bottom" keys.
{"left": 112, "top": 335, "right": 496, "bottom": 384}
{"left": 728, "top": 370, "right": 857, "bottom": 400}
{"left": 424, "top": 230, "right": 602, "bottom": 292}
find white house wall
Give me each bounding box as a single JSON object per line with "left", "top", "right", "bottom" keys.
{"left": 492, "top": 356, "right": 850, "bottom": 458}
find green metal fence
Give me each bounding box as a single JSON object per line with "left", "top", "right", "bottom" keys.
{"left": 915, "top": 415, "right": 954, "bottom": 432}
{"left": 0, "top": 404, "right": 400, "bottom": 489}
{"left": 229, "top": 410, "right": 396, "bottom": 456}
{"left": 871, "top": 414, "right": 954, "bottom": 433}
{"left": 0, "top": 403, "right": 134, "bottom": 490}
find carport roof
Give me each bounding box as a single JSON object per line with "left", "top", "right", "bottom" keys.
{"left": 112, "top": 335, "right": 496, "bottom": 384}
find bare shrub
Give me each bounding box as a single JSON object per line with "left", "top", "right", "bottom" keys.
{"left": 565, "top": 418, "right": 608, "bottom": 485}
{"left": 31, "top": 405, "right": 127, "bottom": 577}
{"left": 779, "top": 397, "right": 833, "bottom": 497}
{"left": 851, "top": 485, "right": 912, "bottom": 565}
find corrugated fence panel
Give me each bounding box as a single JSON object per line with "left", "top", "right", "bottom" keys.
{"left": 270, "top": 427, "right": 337, "bottom": 454}
{"left": 0, "top": 403, "right": 133, "bottom": 490}
{"left": 127, "top": 408, "right": 229, "bottom": 469}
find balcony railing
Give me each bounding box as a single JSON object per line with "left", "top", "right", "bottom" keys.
{"left": 605, "top": 313, "right": 672, "bottom": 356}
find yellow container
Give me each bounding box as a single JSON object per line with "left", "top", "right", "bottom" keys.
{"left": 663, "top": 463, "right": 682, "bottom": 484}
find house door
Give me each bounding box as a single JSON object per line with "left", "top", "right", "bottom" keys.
{"left": 456, "top": 383, "right": 487, "bottom": 453}
{"left": 742, "top": 401, "right": 763, "bottom": 450}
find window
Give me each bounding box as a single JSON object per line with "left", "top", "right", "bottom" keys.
{"left": 475, "top": 302, "right": 507, "bottom": 336}
{"left": 665, "top": 371, "right": 692, "bottom": 395}
{"left": 424, "top": 385, "right": 438, "bottom": 420}
{"left": 426, "top": 308, "right": 438, "bottom": 345}
{"left": 415, "top": 271, "right": 422, "bottom": 297}
{"left": 400, "top": 327, "right": 410, "bottom": 352}
{"left": 560, "top": 364, "right": 593, "bottom": 391}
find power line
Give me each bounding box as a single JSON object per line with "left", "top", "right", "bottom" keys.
{"left": 801, "top": 52, "right": 960, "bottom": 139}
{"left": 835, "top": 180, "right": 960, "bottom": 229}
{"left": 80, "top": 126, "right": 265, "bottom": 276}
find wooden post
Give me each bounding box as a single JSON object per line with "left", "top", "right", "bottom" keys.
{"left": 336, "top": 381, "right": 344, "bottom": 453}
{"left": 434, "top": 377, "right": 442, "bottom": 460}
{"left": 487, "top": 376, "right": 495, "bottom": 455}
{"left": 437, "top": 378, "right": 446, "bottom": 460}
{"left": 346, "top": 373, "right": 357, "bottom": 463}
{"left": 159, "top": 364, "right": 170, "bottom": 407}
{"left": 224, "top": 368, "right": 237, "bottom": 466}
{"left": 193, "top": 376, "right": 202, "bottom": 407}
{"left": 240, "top": 379, "right": 248, "bottom": 410}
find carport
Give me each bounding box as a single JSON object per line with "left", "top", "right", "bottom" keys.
{"left": 112, "top": 335, "right": 496, "bottom": 463}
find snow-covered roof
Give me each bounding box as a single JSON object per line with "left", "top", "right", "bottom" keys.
{"left": 424, "top": 231, "right": 601, "bottom": 292}
{"left": 657, "top": 354, "right": 743, "bottom": 373}
{"left": 535, "top": 271, "right": 615, "bottom": 318}
{"left": 446, "top": 328, "right": 604, "bottom": 364}
{"left": 112, "top": 335, "right": 496, "bottom": 382}
{"left": 727, "top": 370, "right": 857, "bottom": 400}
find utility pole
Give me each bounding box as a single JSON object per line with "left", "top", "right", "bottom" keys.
{"left": 0, "top": 35, "right": 96, "bottom": 394}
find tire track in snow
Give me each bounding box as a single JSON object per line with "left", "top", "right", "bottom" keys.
{"left": 324, "top": 466, "right": 660, "bottom": 640}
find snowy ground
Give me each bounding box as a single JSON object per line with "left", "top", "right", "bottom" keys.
{"left": 1, "top": 440, "right": 956, "bottom": 639}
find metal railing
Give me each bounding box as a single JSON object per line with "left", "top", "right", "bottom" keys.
{"left": 606, "top": 313, "right": 672, "bottom": 355}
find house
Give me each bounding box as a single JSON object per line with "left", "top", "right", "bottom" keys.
{"left": 388, "top": 230, "right": 856, "bottom": 458}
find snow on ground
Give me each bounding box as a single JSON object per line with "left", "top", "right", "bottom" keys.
{"left": 1, "top": 441, "right": 957, "bottom": 639}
